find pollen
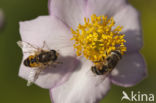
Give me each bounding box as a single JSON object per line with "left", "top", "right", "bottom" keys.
{"left": 71, "top": 14, "right": 127, "bottom": 63}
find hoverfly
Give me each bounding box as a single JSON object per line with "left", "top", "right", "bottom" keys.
{"left": 17, "top": 41, "right": 61, "bottom": 86}
{"left": 91, "top": 50, "right": 122, "bottom": 75}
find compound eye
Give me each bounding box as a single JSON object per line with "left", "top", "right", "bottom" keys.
{"left": 50, "top": 50, "right": 56, "bottom": 54}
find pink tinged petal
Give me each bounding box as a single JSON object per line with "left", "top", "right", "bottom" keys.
{"left": 19, "top": 16, "right": 77, "bottom": 89}
{"left": 110, "top": 52, "right": 147, "bottom": 87}
{"left": 20, "top": 16, "right": 75, "bottom": 57}
{"left": 86, "top": 0, "right": 128, "bottom": 17}
{"left": 113, "top": 5, "right": 143, "bottom": 52}
{"left": 49, "top": 0, "right": 87, "bottom": 29}
{"left": 50, "top": 59, "right": 111, "bottom": 103}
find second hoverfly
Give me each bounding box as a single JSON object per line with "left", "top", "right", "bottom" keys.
{"left": 91, "top": 50, "right": 122, "bottom": 75}
{"left": 17, "top": 41, "right": 61, "bottom": 86}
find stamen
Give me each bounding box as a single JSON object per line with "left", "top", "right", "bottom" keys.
{"left": 71, "top": 14, "right": 127, "bottom": 63}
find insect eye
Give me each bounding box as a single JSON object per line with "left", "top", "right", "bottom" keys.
{"left": 50, "top": 50, "right": 56, "bottom": 54}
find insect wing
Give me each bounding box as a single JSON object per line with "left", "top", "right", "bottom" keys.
{"left": 27, "top": 68, "right": 41, "bottom": 86}
{"left": 17, "top": 41, "right": 38, "bottom": 54}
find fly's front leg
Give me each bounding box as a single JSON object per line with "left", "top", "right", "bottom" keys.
{"left": 41, "top": 41, "right": 46, "bottom": 49}
{"left": 41, "top": 40, "right": 50, "bottom": 50}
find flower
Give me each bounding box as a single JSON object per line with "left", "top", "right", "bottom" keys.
{"left": 49, "top": 0, "right": 147, "bottom": 103}
{"left": 18, "top": 0, "right": 147, "bottom": 103}
{"left": 71, "top": 14, "right": 127, "bottom": 61}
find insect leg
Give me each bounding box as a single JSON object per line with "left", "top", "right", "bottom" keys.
{"left": 42, "top": 40, "right": 50, "bottom": 50}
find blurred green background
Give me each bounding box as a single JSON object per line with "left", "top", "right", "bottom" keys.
{"left": 0, "top": 0, "right": 155, "bottom": 103}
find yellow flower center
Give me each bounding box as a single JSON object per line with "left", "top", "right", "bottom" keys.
{"left": 71, "top": 14, "right": 127, "bottom": 63}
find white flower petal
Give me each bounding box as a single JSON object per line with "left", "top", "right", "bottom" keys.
{"left": 114, "top": 5, "right": 143, "bottom": 52}
{"left": 20, "top": 16, "right": 75, "bottom": 57}
{"left": 110, "top": 52, "right": 147, "bottom": 87}
{"left": 49, "top": 0, "right": 86, "bottom": 29}
{"left": 50, "top": 59, "right": 111, "bottom": 103}
{"left": 19, "top": 16, "right": 78, "bottom": 89}
{"left": 86, "top": 0, "right": 128, "bottom": 17}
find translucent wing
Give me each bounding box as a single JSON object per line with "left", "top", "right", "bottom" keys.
{"left": 17, "top": 41, "right": 38, "bottom": 54}
{"left": 27, "top": 68, "right": 41, "bottom": 86}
